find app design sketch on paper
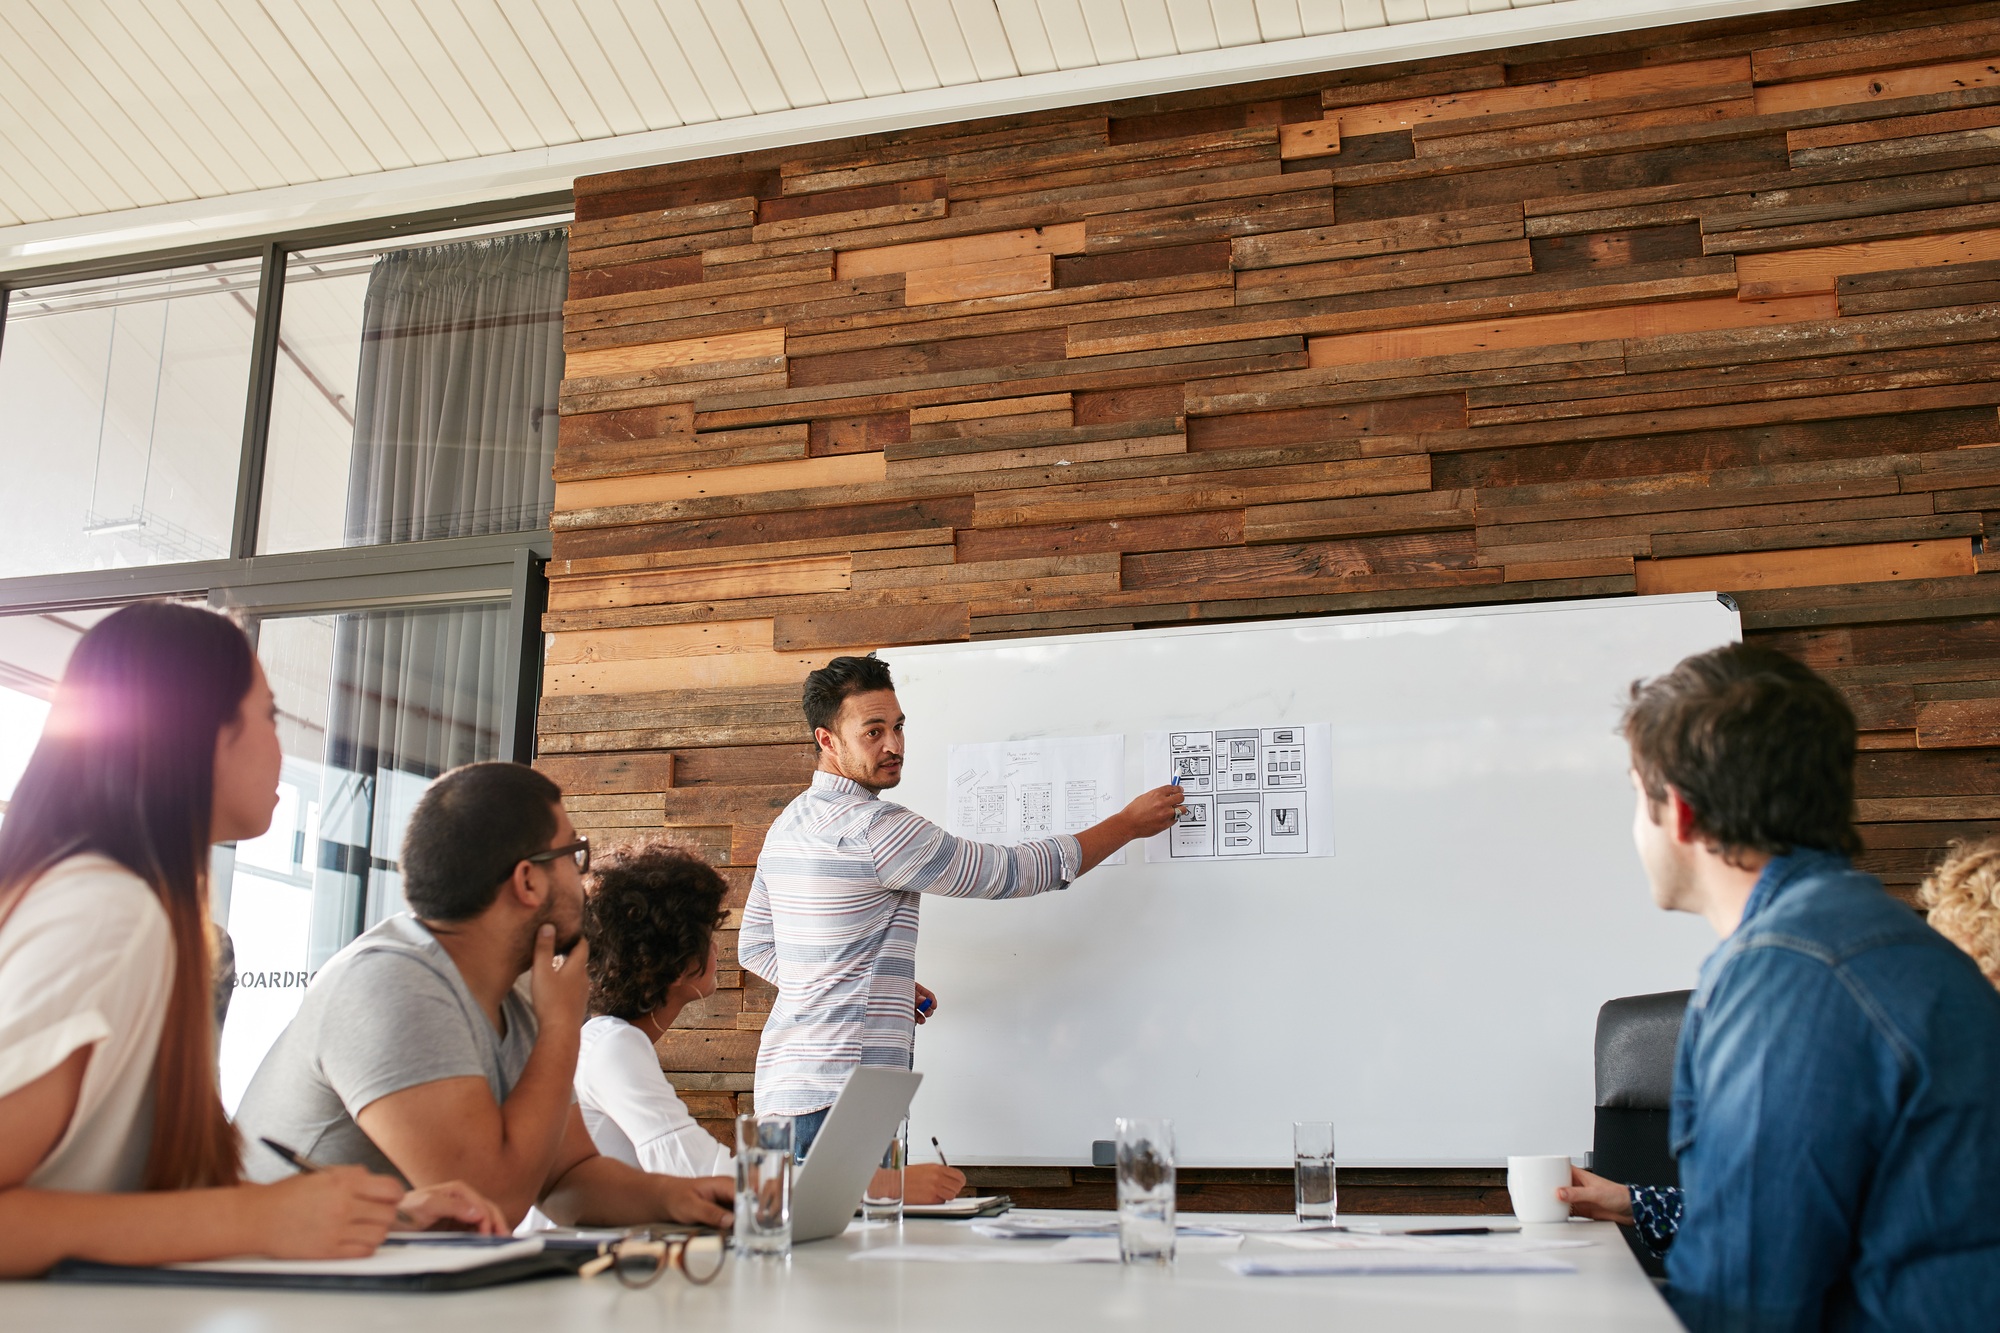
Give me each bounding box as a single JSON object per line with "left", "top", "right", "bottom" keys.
{"left": 1148, "top": 726, "right": 1329, "bottom": 862}
{"left": 945, "top": 734, "right": 1127, "bottom": 864}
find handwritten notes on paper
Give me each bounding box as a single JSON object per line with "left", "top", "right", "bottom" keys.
{"left": 946, "top": 735, "right": 1125, "bottom": 863}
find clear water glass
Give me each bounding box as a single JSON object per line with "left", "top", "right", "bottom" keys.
{"left": 1115, "top": 1117, "right": 1176, "bottom": 1266}
{"left": 735, "top": 1113, "right": 794, "bottom": 1258}
{"left": 1294, "top": 1120, "right": 1337, "bottom": 1225}
{"left": 862, "top": 1115, "right": 908, "bottom": 1224}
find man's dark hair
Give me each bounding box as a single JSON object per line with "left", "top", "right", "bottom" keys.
{"left": 802, "top": 654, "right": 895, "bottom": 736}
{"left": 583, "top": 843, "right": 730, "bottom": 1021}
{"left": 401, "top": 761, "right": 562, "bottom": 921}
{"left": 1622, "top": 643, "right": 1860, "bottom": 863}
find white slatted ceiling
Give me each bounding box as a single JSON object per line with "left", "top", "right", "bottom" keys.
{"left": 0, "top": 0, "right": 1569, "bottom": 229}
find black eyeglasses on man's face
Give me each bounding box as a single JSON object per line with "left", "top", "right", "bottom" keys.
{"left": 526, "top": 837, "right": 590, "bottom": 874}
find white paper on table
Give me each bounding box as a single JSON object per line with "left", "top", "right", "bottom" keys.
{"left": 973, "top": 1212, "right": 1238, "bottom": 1240}
{"left": 172, "top": 1238, "right": 546, "bottom": 1276}
{"left": 1143, "top": 724, "right": 1333, "bottom": 863}
{"left": 1228, "top": 1251, "right": 1578, "bottom": 1277}
{"left": 851, "top": 1236, "right": 1242, "bottom": 1265}
{"left": 945, "top": 736, "right": 1125, "bottom": 863}
{"left": 1260, "top": 1233, "right": 1591, "bottom": 1253}
{"left": 850, "top": 1242, "right": 1109, "bottom": 1265}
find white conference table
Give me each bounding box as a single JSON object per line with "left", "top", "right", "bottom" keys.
{"left": 5, "top": 1214, "right": 1681, "bottom": 1332}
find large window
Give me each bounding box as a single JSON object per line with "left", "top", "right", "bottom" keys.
{"left": 0, "top": 200, "right": 564, "bottom": 1108}
{"left": 218, "top": 601, "right": 512, "bottom": 1109}
{"left": 0, "top": 264, "right": 259, "bottom": 575}
{"left": 260, "top": 222, "right": 567, "bottom": 554}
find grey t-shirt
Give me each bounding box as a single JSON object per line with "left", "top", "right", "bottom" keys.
{"left": 235, "top": 913, "right": 536, "bottom": 1184}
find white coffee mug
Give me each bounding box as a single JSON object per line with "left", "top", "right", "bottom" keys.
{"left": 1507, "top": 1154, "right": 1573, "bottom": 1224}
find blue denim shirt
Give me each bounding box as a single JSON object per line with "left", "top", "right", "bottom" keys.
{"left": 1666, "top": 849, "right": 2000, "bottom": 1332}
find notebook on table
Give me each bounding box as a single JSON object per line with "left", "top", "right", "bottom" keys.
{"left": 47, "top": 1236, "right": 579, "bottom": 1292}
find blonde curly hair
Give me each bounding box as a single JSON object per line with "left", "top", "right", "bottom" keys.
{"left": 1919, "top": 839, "right": 2000, "bottom": 990}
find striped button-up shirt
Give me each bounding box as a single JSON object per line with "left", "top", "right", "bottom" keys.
{"left": 740, "top": 770, "right": 1081, "bottom": 1116}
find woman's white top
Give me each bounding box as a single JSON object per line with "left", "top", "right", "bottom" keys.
{"left": 0, "top": 855, "right": 174, "bottom": 1191}
{"left": 574, "top": 1015, "right": 733, "bottom": 1177}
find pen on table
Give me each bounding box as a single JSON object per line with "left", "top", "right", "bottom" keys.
{"left": 262, "top": 1137, "right": 415, "bottom": 1225}
{"left": 932, "top": 1137, "right": 950, "bottom": 1168}
{"left": 1402, "top": 1226, "right": 1516, "bottom": 1236}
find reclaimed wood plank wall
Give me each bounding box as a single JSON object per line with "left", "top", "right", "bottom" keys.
{"left": 539, "top": 0, "right": 2000, "bottom": 1192}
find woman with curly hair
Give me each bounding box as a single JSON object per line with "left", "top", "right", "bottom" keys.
{"left": 1920, "top": 838, "right": 2000, "bottom": 991}
{"left": 578, "top": 842, "right": 964, "bottom": 1202}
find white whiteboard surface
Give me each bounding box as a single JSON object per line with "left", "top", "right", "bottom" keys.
{"left": 881, "top": 594, "right": 1739, "bottom": 1167}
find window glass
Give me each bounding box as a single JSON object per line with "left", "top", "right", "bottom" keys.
{"left": 217, "top": 600, "right": 510, "bottom": 1109}
{"left": 0, "top": 264, "right": 258, "bottom": 576}
{"left": 258, "top": 219, "right": 568, "bottom": 554}
{"left": 0, "top": 608, "right": 115, "bottom": 827}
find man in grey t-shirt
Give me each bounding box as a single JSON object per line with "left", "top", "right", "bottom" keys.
{"left": 237, "top": 914, "right": 536, "bottom": 1183}
{"left": 235, "top": 762, "right": 732, "bottom": 1231}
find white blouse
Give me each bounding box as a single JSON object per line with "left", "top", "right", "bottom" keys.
{"left": 575, "top": 1015, "right": 733, "bottom": 1178}
{"left": 0, "top": 855, "right": 174, "bottom": 1191}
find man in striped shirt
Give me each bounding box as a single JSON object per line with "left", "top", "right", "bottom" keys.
{"left": 740, "top": 654, "right": 1183, "bottom": 1156}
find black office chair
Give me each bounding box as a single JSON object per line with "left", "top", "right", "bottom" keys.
{"left": 1592, "top": 989, "right": 1691, "bottom": 1278}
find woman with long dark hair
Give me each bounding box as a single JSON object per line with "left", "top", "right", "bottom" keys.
{"left": 0, "top": 602, "right": 502, "bottom": 1276}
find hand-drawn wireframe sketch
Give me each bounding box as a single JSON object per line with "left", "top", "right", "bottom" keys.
{"left": 1143, "top": 725, "right": 1331, "bottom": 863}
{"left": 947, "top": 735, "right": 1126, "bottom": 862}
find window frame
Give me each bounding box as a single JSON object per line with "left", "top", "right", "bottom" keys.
{"left": 0, "top": 193, "right": 570, "bottom": 761}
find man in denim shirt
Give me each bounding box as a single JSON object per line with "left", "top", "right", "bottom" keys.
{"left": 1563, "top": 644, "right": 2000, "bottom": 1331}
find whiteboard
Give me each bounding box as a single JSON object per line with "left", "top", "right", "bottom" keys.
{"left": 881, "top": 594, "right": 1738, "bottom": 1166}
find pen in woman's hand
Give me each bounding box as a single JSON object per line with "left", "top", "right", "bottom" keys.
{"left": 262, "top": 1137, "right": 416, "bottom": 1226}
{"left": 931, "top": 1136, "right": 950, "bottom": 1168}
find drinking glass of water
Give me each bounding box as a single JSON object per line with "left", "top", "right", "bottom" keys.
{"left": 1115, "top": 1117, "right": 1176, "bottom": 1266}
{"left": 735, "top": 1113, "right": 794, "bottom": 1258}
{"left": 861, "top": 1116, "right": 908, "bottom": 1224}
{"left": 1294, "top": 1120, "right": 1337, "bottom": 1226}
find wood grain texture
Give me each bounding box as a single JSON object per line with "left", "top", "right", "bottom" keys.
{"left": 549, "top": 4, "right": 2000, "bottom": 1169}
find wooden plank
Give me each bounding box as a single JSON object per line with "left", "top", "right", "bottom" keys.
{"left": 1245, "top": 489, "right": 1477, "bottom": 543}
{"left": 835, "top": 223, "right": 1087, "bottom": 279}
{"left": 750, "top": 198, "right": 948, "bottom": 243}
{"left": 1704, "top": 200, "right": 2000, "bottom": 255}
{"left": 1235, "top": 239, "right": 1534, "bottom": 305}
{"left": 904, "top": 254, "right": 1054, "bottom": 305}
{"left": 1753, "top": 14, "right": 2000, "bottom": 84}
{"left": 1231, "top": 204, "right": 1523, "bottom": 269}
{"left": 1336, "top": 57, "right": 1750, "bottom": 136}
{"left": 549, "top": 528, "right": 952, "bottom": 579}
{"left": 1278, "top": 118, "right": 1340, "bottom": 159}
{"left": 1123, "top": 531, "right": 1475, "bottom": 590}
{"left": 889, "top": 432, "right": 1187, "bottom": 479}
{"left": 547, "top": 555, "right": 851, "bottom": 613}
{"left": 970, "top": 454, "right": 1429, "bottom": 528}
{"left": 655, "top": 1029, "right": 759, "bottom": 1073}
{"left": 910, "top": 393, "right": 1073, "bottom": 425}
{"left": 773, "top": 604, "right": 972, "bottom": 651}
{"left": 953, "top": 511, "right": 1243, "bottom": 563}
{"left": 548, "top": 496, "right": 973, "bottom": 564}
{"left": 554, "top": 454, "right": 888, "bottom": 512}
{"left": 1788, "top": 103, "right": 2000, "bottom": 154}
{"left": 1916, "top": 697, "right": 2000, "bottom": 749}
{"left": 564, "top": 327, "right": 787, "bottom": 381}
{"left": 1306, "top": 294, "right": 1836, "bottom": 367}
{"left": 1754, "top": 57, "right": 2000, "bottom": 116}
{"left": 1633, "top": 538, "right": 1977, "bottom": 595}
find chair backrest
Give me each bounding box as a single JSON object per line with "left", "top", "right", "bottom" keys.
{"left": 1595, "top": 989, "right": 1691, "bottom": 1112}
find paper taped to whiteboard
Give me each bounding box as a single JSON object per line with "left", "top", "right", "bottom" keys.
{"left": 946, "top": 735, "right": 1126, "bottom": 865}
{"left": 1143, "top": 724, "right": 1334, "bottom": 862}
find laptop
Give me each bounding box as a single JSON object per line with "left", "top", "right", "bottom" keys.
{"left": 790, "top": 1066, "right": 924, "bottom": 1243}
